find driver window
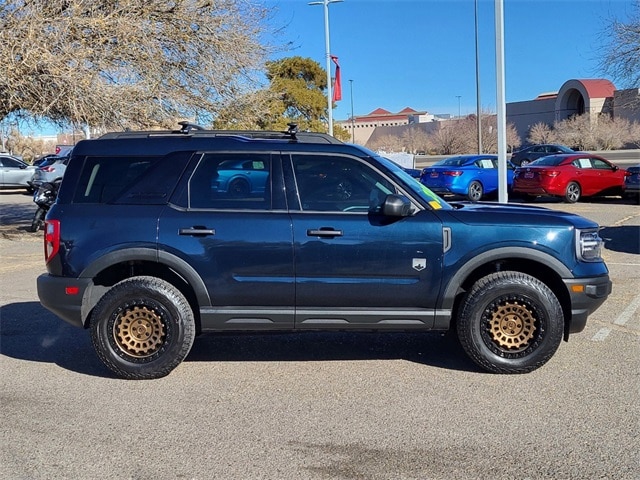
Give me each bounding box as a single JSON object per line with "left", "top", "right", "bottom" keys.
{"left": 291, "top": 154, "right": 396, "bottom": 213}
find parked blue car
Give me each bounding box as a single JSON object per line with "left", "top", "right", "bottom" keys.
{"left": 211, "top": 158, "right": 269, "bottom": 197}
{"left": 623, "top": 164, "right": 640, "bottom": 203}
{"left": 420, "top": 154, "right": 514, "bottom": 201}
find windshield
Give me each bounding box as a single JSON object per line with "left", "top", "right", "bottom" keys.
{"left": 373, "top": 154, "right": 451, "bottom": 210}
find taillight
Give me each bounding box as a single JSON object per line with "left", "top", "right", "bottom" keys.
{"left": 443, "top": 170, "right": 463, "bottom": 176}
{"left": 40, "top": 166, "right": 55, "bottom": 172}
{"left": 44, "top": 219, "right": 60, "bottom": 263}
{"left": 541, "top": 170, "right": 560, "bottom": 177}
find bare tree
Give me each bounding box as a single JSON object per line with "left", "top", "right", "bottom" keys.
{"left": 527, "top": 122, "right": 556, "bottom": 145}
{"left": 0, "top": 0, "right": 275, "bottom": 130}
{"left": 401, "top": 126, "right": 430, "bottom": 154}
{"left": 599, "top": 1, "right": 640, "bottom": 89}
{"left": 628, "top": 120, "right": 640, "bottom": 148}
{"left": 553, "top": 113, "right": 636, "bottom": 150}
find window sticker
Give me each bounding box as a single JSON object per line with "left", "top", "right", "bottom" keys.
{"left": 578, "top": 158, "right": 592, "bottom": 168}
{"left": 419, "top": 183, "right": 443, "bottom": 210}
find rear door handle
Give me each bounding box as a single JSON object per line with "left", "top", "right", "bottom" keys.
{"left": 179, "top": 227, "right": 216, "bottom": 236}
{"left": 307, "top": 228, "right": 343, "bottom": 238}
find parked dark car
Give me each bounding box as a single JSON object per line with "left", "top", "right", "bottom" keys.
{"left": 37, "top": 124, "right": 611, "bottom": 379}
{"left": 510, "top": 144, "right": 574, "bottom": 167}
{"left": 0, "top": 154, "right": 37, "bottom": 190}
{"left": 513, "top": 153, "right": 626, "bottom": 203}
{"left": 419, "top": 154, "right": 514, "bottom": 201}
{"left": 623, "top": 164, "right": 640, "bottom": 202}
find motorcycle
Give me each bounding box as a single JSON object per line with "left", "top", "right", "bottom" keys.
{"left": 30, "top": 179, "right": 61, "bottom": 232}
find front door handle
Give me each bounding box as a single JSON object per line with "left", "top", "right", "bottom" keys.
{"left": 179, "top": 227, "right": 216, "bottom": 236}
{"left": 307, "top": 228, "right": 343, "bottom": 238}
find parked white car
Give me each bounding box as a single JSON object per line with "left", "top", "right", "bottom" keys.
{"left": 0, "top": 154, "right": 37, "bottom": 191}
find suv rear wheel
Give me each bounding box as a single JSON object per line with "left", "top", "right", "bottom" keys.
{"left": 457, "top": 271, "right": 563, "bottom": 373}
{"left": 90, "top": 276, "right": 195, "bottom": 379}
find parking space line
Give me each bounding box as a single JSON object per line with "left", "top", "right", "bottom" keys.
{"left": 592, "top": 328, "right": 611, "bottom": 341}
{"left": 614, "top": 294, "right": 640, "bottom": 326}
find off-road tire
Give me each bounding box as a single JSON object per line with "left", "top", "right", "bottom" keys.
{"left": 457, "top": 271, "right": 564, "bottom": 374}
{"left": 90, "top": 276, "right": 195, "bottom": 380}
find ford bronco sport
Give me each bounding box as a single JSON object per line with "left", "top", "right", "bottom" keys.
{"left": 37, "top": 123, "right": 612, "bottom": 379}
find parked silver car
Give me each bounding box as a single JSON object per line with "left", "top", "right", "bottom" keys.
{"left": 0, "top": 154, "right": 37, "bottom": 191}
{"left": 30, "top": 156, "right": 70, "bottom": 187}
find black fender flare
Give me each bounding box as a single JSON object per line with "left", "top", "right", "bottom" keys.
{"left": 80, "top": 247, "right": 211, "bottom": 307}
{"left": 440, "top": 246, "right": 573, "bottom": 312}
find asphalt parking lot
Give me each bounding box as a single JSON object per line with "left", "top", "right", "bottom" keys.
{"left": 1, "top": 189, "right": 638, "bottom": 480}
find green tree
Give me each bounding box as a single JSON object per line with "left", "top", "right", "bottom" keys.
{"left": 213, "top": 56, "right": 349, "bottom": 140}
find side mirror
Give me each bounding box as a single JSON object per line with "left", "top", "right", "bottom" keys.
{"left": 613, "top": 165, "right": 619, "bottom": 171}
{"left": 382, "top": 194, "right": 412, "bottom": 217}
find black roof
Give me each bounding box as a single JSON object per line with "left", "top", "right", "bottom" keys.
{"left": 98, "top": 122, "right": 343, "bottom": 145}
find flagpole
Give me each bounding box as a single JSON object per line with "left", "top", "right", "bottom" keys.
{"left": 309, "top": 0, "right": 343, "bottom": 136}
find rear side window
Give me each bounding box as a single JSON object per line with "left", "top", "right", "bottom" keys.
{"left": 187, "top": 153, "right": 272, "bottom": 210}
{"left": 73, "top": 152, "right": 191, "bottom": 204}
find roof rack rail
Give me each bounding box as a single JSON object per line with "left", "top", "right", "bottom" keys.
{"left": 98, "top": 123, "right": 343, "bottom": 144}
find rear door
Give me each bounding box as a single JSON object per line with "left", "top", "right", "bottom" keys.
{"left": 159, "top": 151, "right": 295, "bottom": 330}
{"left": 285, "top": 152, "right": 444, "bottom": 329}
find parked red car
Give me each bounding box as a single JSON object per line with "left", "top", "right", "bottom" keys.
{"left": 513, "top": 153, "right": 626, "bottom": 203}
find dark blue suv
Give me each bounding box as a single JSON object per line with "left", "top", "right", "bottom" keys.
{"left": 37, "top": 124, "right": 612, "bottom": 379}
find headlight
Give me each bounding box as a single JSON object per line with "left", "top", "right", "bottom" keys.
{"left": 576, "top": 229, "right": 603, "bottom": 262}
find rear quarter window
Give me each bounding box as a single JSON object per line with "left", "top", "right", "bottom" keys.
{"left": 73, "top": 152, "right": 192, "bottom": 204}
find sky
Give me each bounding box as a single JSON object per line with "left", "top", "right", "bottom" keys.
{"left": 264, "top": 0, "right": 634, "bottom": 121}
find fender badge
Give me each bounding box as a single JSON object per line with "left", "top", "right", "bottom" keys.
{"left": 412, "top": 258, "right": 427, "bottom": 271}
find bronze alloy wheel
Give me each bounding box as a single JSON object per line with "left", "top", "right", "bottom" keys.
{"left": 488, "top": 300, "right": 537, "bottom": 350}
{"left": 457, "top": 272, "right": 564, "bottom": 373}
{"left": 113, "top": 305, "right": 166, "bottom": 358}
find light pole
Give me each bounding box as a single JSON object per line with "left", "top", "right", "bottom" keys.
{"left": 475, "top": 0, "right": 482, "bottom": 153}
{"left": 456, "top": 95, "right": 461, "bottom": 118}
{"left": 349, "top": 79, "right": 355, "bottom": 143}
{"left": 309, "top": 0, "right": 343, "bottom": 136}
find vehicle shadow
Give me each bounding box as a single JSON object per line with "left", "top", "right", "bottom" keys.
{"left": 0, "top": 302, "right": 105, "bottom": 376}
{"left": 0, "top": 302, "right": 480, "bottom": 378}
{"left": 599, "top": 226, "right": 640, "bottom": 255}
{"left": 187, "top": 330, "right": 479, "bottom": 373}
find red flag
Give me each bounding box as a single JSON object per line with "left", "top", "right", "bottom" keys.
{"left": 331, "top": 55, "right": 342, "bottom": 102}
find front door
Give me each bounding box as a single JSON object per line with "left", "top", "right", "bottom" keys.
{"left": 286, "top": 153, "right": 444, "bottom": 329}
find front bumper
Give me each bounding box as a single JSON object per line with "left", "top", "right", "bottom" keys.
{"left": 563, "top": 275, "right": 612, "bottom": 335}
{"left": 37, "top": 274, "right": 94, "bottom": 328}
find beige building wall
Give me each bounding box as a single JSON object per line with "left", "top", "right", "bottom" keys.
{"left": 506, "top": 98, "right": 556, "bottom": 144}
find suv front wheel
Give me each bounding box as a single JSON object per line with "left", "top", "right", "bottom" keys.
{"left": 457, "top": 271, "right": 564, "bottom": 374}
{"left": 90, "top": 276, "right": 195, "bottom": 379}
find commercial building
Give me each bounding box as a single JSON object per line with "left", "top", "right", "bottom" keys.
{"left": 338, "top": 78, "right": 640, "bottom": 147}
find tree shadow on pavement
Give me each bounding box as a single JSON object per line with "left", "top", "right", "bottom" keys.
{"left": 599, "top": 226, "right": 640, "bottom": 255}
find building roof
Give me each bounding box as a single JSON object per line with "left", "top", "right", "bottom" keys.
{"left": 575, "top": 79, "right": 616, "bottom": 99}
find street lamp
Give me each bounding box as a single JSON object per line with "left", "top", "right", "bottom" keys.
{"left": 475, "top": 0, "right": 482, "bottom": 154}
{"left": 456, "top": 95, "right": 461, "bottom": 118}
{"left": 349, "top": 79, "right": 354, "bottom": 143}
{"left": 309, "top": 0, "right": 343, "bottom": 136}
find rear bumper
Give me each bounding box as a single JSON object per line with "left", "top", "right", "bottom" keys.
{"left": 563, "top": 275, "right": 612, "bottom": 334}
{"left": 37, "top": 274, "right": 94, "bottom": 328}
